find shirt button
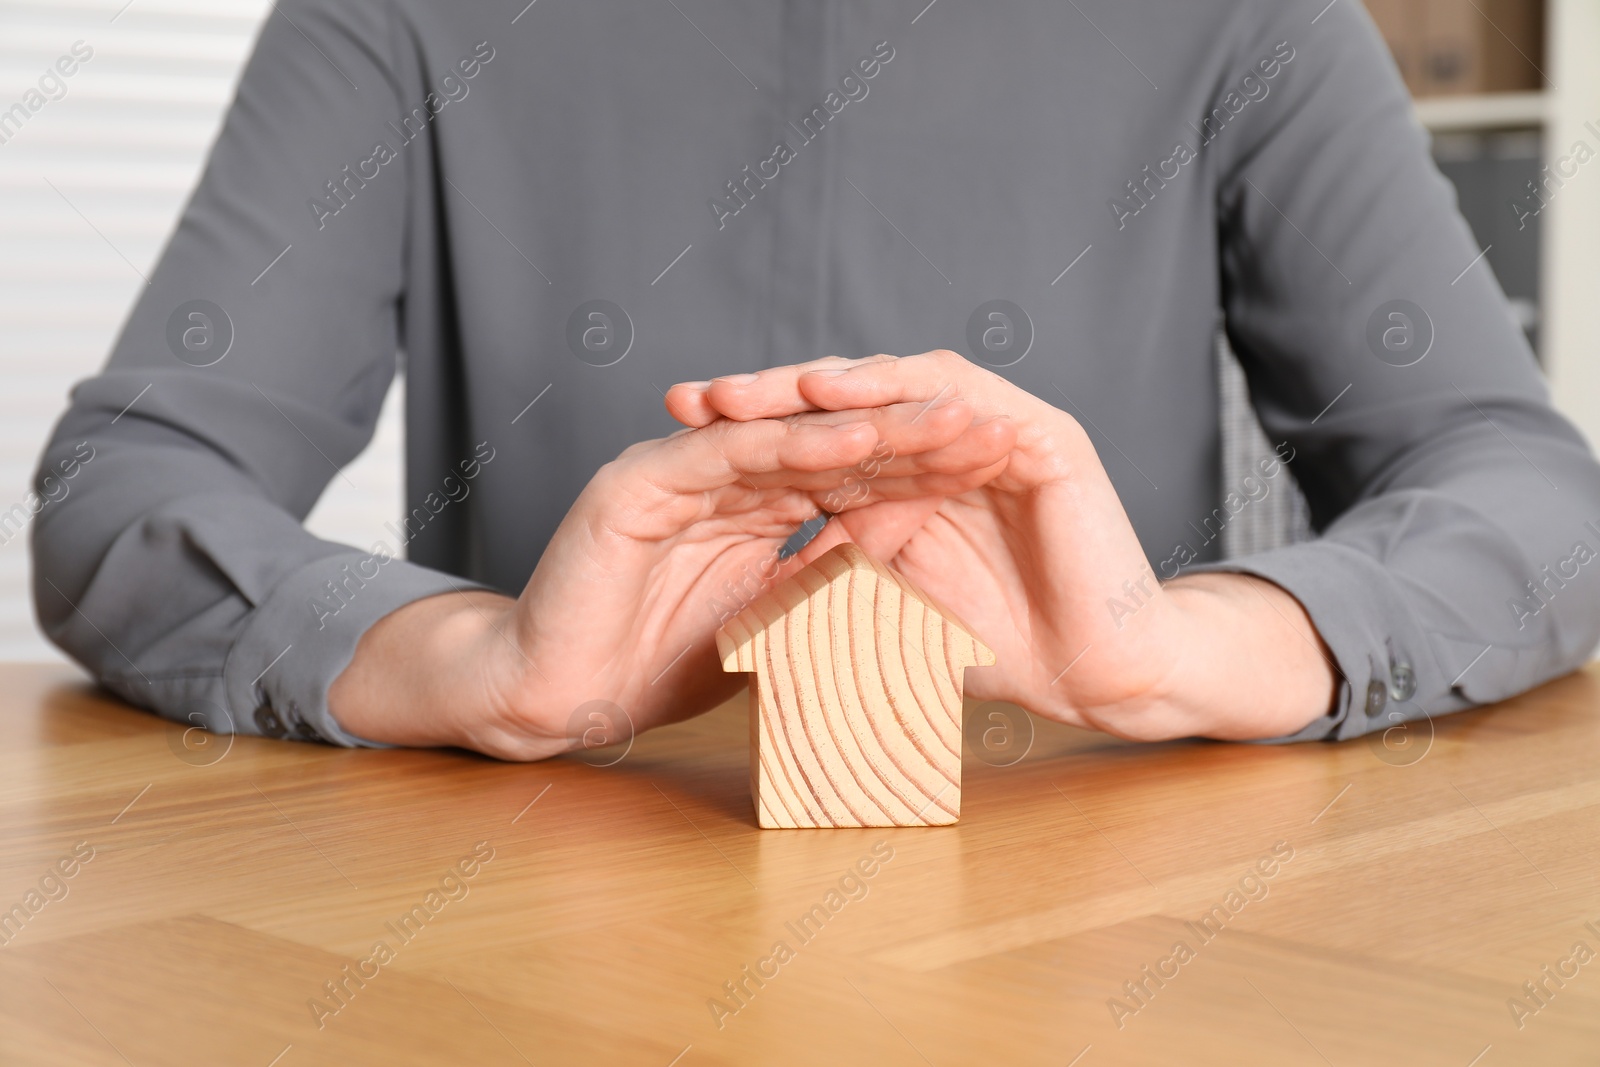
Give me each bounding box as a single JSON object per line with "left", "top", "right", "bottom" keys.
{"left": 1364, "top": 679, "right": 1388, "bottom": 717}
{"left": 284, "top": 701, "right": 319, "bottom": 739}
{"left": 253, "top": 704, "right": 287, "bottom": 738}
{"left": 1389, "top": 663, "right": 1416, "bottom": 702}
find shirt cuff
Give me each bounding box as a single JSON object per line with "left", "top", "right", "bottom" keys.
{"left": 221, "top": 549, "right": 492, "bottom": 746}
{"left": 1183, "top": 539, "right": 1459, "bottom": 743}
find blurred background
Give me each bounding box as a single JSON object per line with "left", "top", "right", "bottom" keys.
{"left": 0, "top": 0, "right": 401, "bottom": 661}
{"left": 1, "top": 0, "right": 1597, "bottom": 662}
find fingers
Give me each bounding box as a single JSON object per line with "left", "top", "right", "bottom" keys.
{"left": 665, "top": 354, "right": 897, "bottom": 427}
{"left": 738, "top": 400, "right": 1014, "bottom": 489}
{"left": 783, "top": 394, "right": 977, "bottom": 464}
{"left": 675, "top": 349, "right": 1039, "bottom": 428}
{"left": 612, "top": 396, "right": 1015, "bottom": 506}
{"left": 772, "top": 415, "right": 1015, "bottom": 500}
{"left": 869, "top": 413, "right": 1017, "bottom": 477}
{"left": 811, "top": 455, "right": 1012, "bottom": 513}
{"left": 622, "top": 417, "right": 881, "bottom": 498}
{"left": 662, "top": 382, "right": 718, "bottom": 428}
{"left": 795, "top": 350, "right": 1024, "bottom": 418}
{"left": 620, "top": 368, "right": 1027, "bottom": 535}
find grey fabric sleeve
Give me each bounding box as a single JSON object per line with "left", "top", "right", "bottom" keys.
{"left": 1194, "top": 1, "right": 1600, "bottom": 741}
{"left": 29, "top": 0, "right": 483, "bottom": 746}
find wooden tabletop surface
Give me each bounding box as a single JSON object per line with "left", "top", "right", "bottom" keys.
{"left": 3, "top": 661, "right": 1600, "bottom": 1066}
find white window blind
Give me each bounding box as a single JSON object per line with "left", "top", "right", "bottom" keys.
{"left": 0, "top": 0, "right": 404, "bottom": 662}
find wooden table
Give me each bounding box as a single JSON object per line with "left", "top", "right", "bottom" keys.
{"left": 3, "top": 662, "right": 1600, "bottom": 1066}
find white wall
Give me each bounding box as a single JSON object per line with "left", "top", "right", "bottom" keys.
{"left": 0, "top": 0, "right": 403, "bottom": 662}
{"left": 1543, "top": 0, "right": 1600, "bottom": 450}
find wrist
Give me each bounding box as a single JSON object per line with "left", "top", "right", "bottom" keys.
{"left": 330, "top": 589, "right": 524, "bottom": 751}
{"left": 1030, "top": 573, "right": 1335, "bottom": 742}
{"left": 1153, "top": 573, "right": 1337, "bottom": 740}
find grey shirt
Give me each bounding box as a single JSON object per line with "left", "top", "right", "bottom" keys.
{"left": 32, "top": 0, "right": 1600, "bottom": 746}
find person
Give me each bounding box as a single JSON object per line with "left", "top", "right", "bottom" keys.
{"left": 32, "top": 0, "right": 1600, "bottom": 759}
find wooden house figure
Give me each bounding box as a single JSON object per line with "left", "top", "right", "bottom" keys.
{"left": 717, "top": 542, "right": 995, "bottom": 828}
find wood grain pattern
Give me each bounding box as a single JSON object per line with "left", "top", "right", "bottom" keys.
{"left": 717, "top": 543, "right": 995, "bottom": 828}
{"left": 4, "top": 662, "right": 1600, "bottom": 1065}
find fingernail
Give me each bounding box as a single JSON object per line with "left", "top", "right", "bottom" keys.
{"left": 809, "top": 369, "right": 848, "bottom": 378}
{"left": 714, "top": 373, "right": 760, "bottom": 386}
{"left": 677, "top": 380, "right": 711, "bottom": 391}
{"left": 835, "top": 421, "right": 873, "bottom": 432}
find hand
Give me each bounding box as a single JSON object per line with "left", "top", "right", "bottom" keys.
{"left": 329, "top": 398, "right": 1017, "bottom": 759}
{"left": 666, "top": 351, "right": 1338, "bottom": 741}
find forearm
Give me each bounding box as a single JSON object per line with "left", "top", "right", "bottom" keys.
{"left": 1073, "top": 572, "right": 1337, "bottom": 742}
{"left": 328, "top": 589, "right": 536, "bottom": 754}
